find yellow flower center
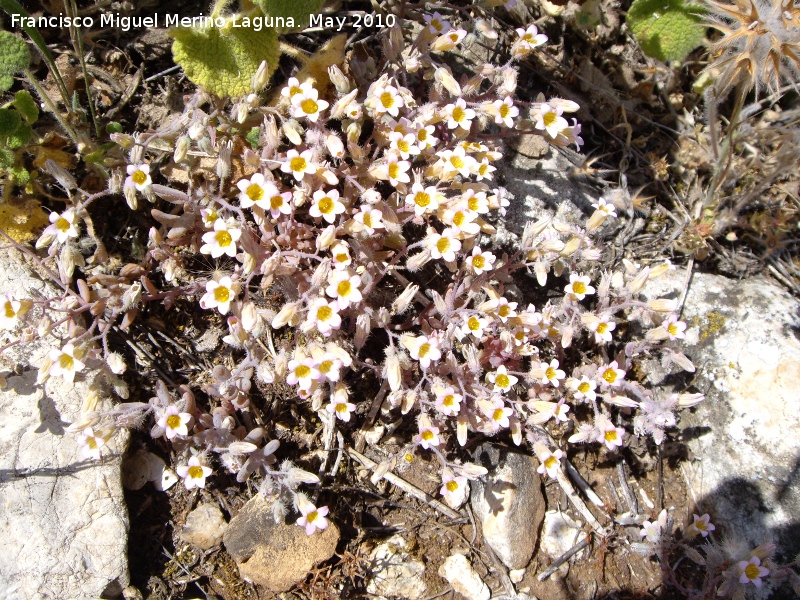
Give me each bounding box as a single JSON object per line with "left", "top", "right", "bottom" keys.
{"left": 602, "top": 368, "right": 617, "bottom": 384}
{"left": 415, "top": 192, "right": 431, "bottom": 207}
{"left": 363, "top": 213, "right": 373, "bottom": 227}
{"left": 472, "top": 255, "right": 485, "bottom": 269}
{"left": 418, "top": 343, "right": 431, "bottom": 358}
{"left": 544, "top": 456, "right": 558, "bottom": 470}
{"left": 478, "top": 163, "right": 489, "bottom": 176}
{"left": 246, "top": 183, "right": 264, "bottom": 202}
{"left": 436, "top": 237, "right": 451, "bottom": 254}
{"left": 380, "top": 92, "right": 395, "bottom": 109}
{"left": 270, "top": 195, "right": 284, "bottom": 210}
{"left": 59, "top": 353, "right": 74, "bottom": 371}
{"left": 448, "top": 32, "right": 459, "bottom": 42}
{"left": 290, "top": 156, "right": 307, "bottom": 173}
{"left": 301, "top": 98, "right": 319, "bottom": 114}
{"left": 596, "top": 322, "right": 608, "bottom": 334}
{"left": 307, "top": 510, "right": 319, "bottom": 523}
{"left": 167, "top": 414, "right": 182, "bottom": 429}
{"left": 452, "top": 106, "right": 466, "bottom": 122}
{"left": 188, "top": 465, "right": 204, "bottom": 479}
{"left": 499, "top": 305, "right": 511, "bottom": 318}
{"left": 56, "top": 217, "right": 70, "bottom": 232}
{"left": 337, "top": 280, "right": 351, "bottom": 297}
{"left": 695, "top": 521, "right": 707, "bottom": 531}
{"left": 453, "top": 211, "right": 465, "bottom": 227}
{"left": 578, "top": 382, "right": 591, "bottom": 393}
{"left": 335, "top": 403, "right": 348, "bottom": 414}
{"left": 446, "top": 480, "right": 459, "bottom": 492}
{"left": 421, "top": 430, "right": 434, "bottom": 441}
{"left": 443, "top": 394, "right": 455, "bottom": 406}
{"left": 87, "top": 436, "right": 98, "bottom": 449}
{"left": 417, "top": 129, "right": 428, "bottom": 142}
{"left": 499, "top": 104, "right": 510, "bottom": 118}
{"left": 492, "top": 408, "right": 505, "bottom": 421}
{"left": 318, "top": 197, "right": 334, "bottom": 214}
{"left": 468, "top": 196, "right": 479, "bottom": 211}
{"left": 667, "top": 323, "right": 678, "bottom": 335}
{"left": 132, "top": 170, "right": 147, "bottom": 185}
{"left": 572, "top": 281, "right": 586, "bottom": 295}
{"left": 319, "top": 360, "right": 333, "bottom": 374}
{"left": 317, "top": 305, "right": 333, "bottom": 321}
{"left": 388, "top": 163, "right": 400, "bottom": 180}
{"left": 214, "top": 286, "right": 231, "bottom": 303}
{"left": 397, "top": 139, "right": 410, "bottom": 153}
{"left": 543, "top": 111, "right": 557, "bottom": 127}
{"left": 468, "top": 317, "right": 481, "bottom": 331}
{"left": 450, "top": 156, "right": 464, "bottom": 169}
{"left": 495, "top": 374, "right": 510, "bottom": 388}
{"left": 290, "top": 85, "right": 301, "bottom": 96}
{"left": 604, "top": 429, "right": 618, "bottom": 442}
{"left": 295, "top": 364, "right": 311, "bottom": 378}
{"left": 215, "top": 230, "right": 233, "bottom": 247}
{"left": 744, "top": 564, "right": 760, "bottom": 580}
{"left": 545, "top": 367, "right": 557, "bottom": 380}
{"left": 4, "top": 303, "right": 15, "bottom": 318}
{"left": 431, "top": 19, "right": 444, "bottom": 32}
{"left": 335, "top": 252, "right": 348, "bottom": 263}
{"left": 404, "top": 452, "right": 414, "bottom": 463}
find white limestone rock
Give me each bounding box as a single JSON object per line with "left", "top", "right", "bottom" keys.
{"left": 438, "top": 554, "right": 490, "bottom": 600}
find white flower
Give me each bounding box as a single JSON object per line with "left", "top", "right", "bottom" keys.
{"left": 487, "top": 365, "right": 518, "bottom": 394}
{"left": 426, "top": 228, "right": 461, "bottom": 262}
{"left": 405, "top": 183, "right": 440, "bottom": 216}
{"left": 584, "top": 313, "right": 616, "bottom": 344}
{"left": 441, "top": 206, "right": 480, "bottom": 236}
{"left": 177, "top": 456, "right": 212, "bottom": 490}
{"left": 564, "top": 273, "right": 595, "bottom": 301}
{"left": 738, "top": 556, "right": 769, "bottom": 587}
{"left": 536, "top": 447, "right": 563, "bottom": 479}
{"left": 492, "top": 297, "right": 518, "bottom": 323}
{"left": 402, "top": 335, "right": 442, "bottom": 370}
{"left": 413, "top": 120, "right": 438, "bottom": 150}
{"left": 157, "top": 405, "right": 192, "bottom": 440}
{"left": 44, "top": 210, "right": 80, "bottom": 244}
{"left": 440, "top": 470, "right": 469, "bottom": 508}
{"left": 296, "top": 495, "right": 330, "bottom": 535}
{"left": 310, "top": 189, "right": 346, "bottom": 224}
{"left": 489, "top": 97, "right": 519, "bottom": 127}
{"left": 476, "top": 158, "right": 497, "bottom": 181}
{"left": 662, "top": 314, "right": 687, "bottom": 340}
{"left": 444, "top": 99, "right": 476, "bottom": 131}
{"left": 512, "top": 24, "right": 547, "bottom": 58}
{"left": 434, "top": 385, "right": 463, "bottom": 416}
{"left": 424, "top": 11, "right": 451, "bottom": 35}
{"left": 329, "top": 241, "right": 352, "bottom": 269}
{"left": 325, "top": 270, "right": 363, "bottom": 309}
{"left": 687, "top": 513, "right": 716, "bottom": 538}
{"left": 459, "top": 314, "right": 490, "bottom": 339}
{"left": 78, "top": 427, "right": 106, "bottom": 460}
{"left": 200, "top": 276, "right": 239, "bottom": 315}
{"left": 569, "top": 376, "right": 597, "bottom": 402}
{"left": 592, "top": 197, "right": 617, "bottom": 217}
{"left": 531, "top": 102, "right": 569, "bottom": 139}
{"left": 287, "top": 357, "right": 320, "bottom": 391}
{"left": 48, "top": 344, "right": 85, "bottom": 383}
{"left": 326, "top": 394, "right": 356, "bottom": 422}
{"left": 291, "top": 87, "right": 329, "bottom": 122}
{"left": 438, "top": 147, "right": 477, "bottom": 178}
{"left": 598, "top": 420, "right": 625, "bottom": 450}
{"left": 281, "top": 77, "right": 314, "bottom": 101}
{"left": 466, "top": 246, "right": 496, "bottom": 275}
{"left": 598, "top": 360, "right": 625, "bottom": 388}
{"left": 540, "top": 359, "right": 566, "bottom": 387}
{"left": 0, "top": 293, "right": 31, "bottom": 329}
{"left": 431, "top": 28, "right": 467, "bottom": 53}
{"left": 485, "top": 397, "right": 513, "bottom": 429}
{"left": 353, "top": 204, "right": 385, "bottom": 234}
{"left": 281, "top": 149, "right": 317, "bottom": 181}
{"left": 303, "top": 297, "right": 342, "bottom": 337}
{"left": 125, "top": 163, "right": 152, "bottom": 191}
{"left": 200, "top": 219, "right": 241, "bottom": 258}
{"left": 368, "top": 84, "right": 404, "bottom": 117}
{"left": 414, "top": 423, "right": 441, "bottom": 449}
{"left": 388, "top": 131, "right": 420, "bottom": 160}
{"left": 371, "top": 155, "right": 411, "bottom": 187}
{"left": 461, "top": 190, "right": 490, "bottom": 214}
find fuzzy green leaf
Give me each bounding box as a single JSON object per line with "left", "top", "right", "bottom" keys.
{"left": 171, "top": 22, "right": 280, "bottom": 98}
{"left": 13, "top": 90, "right": 38, "bottom": 124}
{"left": 253, "top": 0, "right": 325, "bottom": 31}
{"left": 627, "top": 0, "right": 705, "bottom": 63}
{"left": 246, "top": 126, "right": 261, "bottom": 148}
{"left": 6, "top": 122, "right": 31, "bottom": 149}
{"left": 0, "top": 148, "right": 13, "bottom": 169}
{"left": 0, "top": 108, "right": 22, "bottom": 137}
{"left": 0, "top": 31, "right": 30, "bottom": 92}
{"left": 9, "top": 166, "right": 29, "bottom": 185}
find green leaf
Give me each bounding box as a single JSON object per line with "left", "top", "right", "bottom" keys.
{"left": 0, "top": 108, "right": 22, "bottom": 137}
{"left": 6, "top": 122, "right": 31, "bottom": 148}
{"left": 246, "top": 126, "right": 261, "bottom": 147}
{"left": 13, "top": 90, "right": 38, "bottom": 124}
{"left": 0, "top": 148, "right": 13, "bottom": 169}
{"left": 0, "top": 30, "right": 30, "bottom": 92}
{"left": 171, "top": 21, "right": 280, "bottom": 97}
{"left": 627, "top": 0, "right": 705, "bottom": 63}
{"left": 9, "top": 166, "right": 29, "bottom": 185}
{"left": 254, "top": 0, "right": 325, "bottom": 31}
{"left": 106, "top": 121, "right": 123, "bottom": 134}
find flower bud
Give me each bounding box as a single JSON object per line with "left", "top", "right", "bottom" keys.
{"left": 385, "top": 351, "right": 402, "bottom": 391}
{"left": 122, "top": 281, "right": 143, "bottom": 310}
{"left": 406, "top": 251, "right": 431, "bottom": 272}
{"left": 355, "top": 313, "right": 371, "bottom": 350}
{"left": 311, "top": 259, "right": 331, "bottom": 290}
{"left": 325, "top": 133, "right": 344, "bottom": 159}
{"left": 330, "top": 89, "right": 358, "bottom": 120}
{"left": 315, "top": 225, "right": 337, "bottom": 251}
{"left": 110, "top": 133, "right": 134, "bottom": 148}
{"left": 282, "top": 120, "right": 304, "bottom": 146}
{"left": 392, "top": 283, "right": 419, "bottom": 315}
{"left": 106, "top": 352, "right": 127, "bottom": 374}
{"left": 561, "top": 236, "right": 582, "bottom": 256}
{"left": 124, "top": 184, "right": 138, "bottom": 210}
{"left": 676, "top": 392, "right": 704, "bottom": 408}
{"left": 647, "top": 298, "right": 677, "bottom": 313}
{"left": 649, "top": 261, "right": 674, "bottom": 278}
{"left": 272, "top": 302, "right": 300, "bottom": 329}
{"left": 173, "top": 135, "right": 190, "bottom": 163}
{"left": 626, "top": 266, "right": 650, "bottom": 294}
{"left": 434, "top": 66, "right": 461, "bottom": 96}
{"left": 328, "top": 64, "right": 351, "bottom": 94}
{"left": 217, "top": 141, "right": 232, "bottom": 181}
{"left": 240, "top": 302, "right": 261, "bottom": 332}
{"left": 252, "top": 60, "right": 271, "bottom": 91}
{"left": 586, "top": 210, "right": 607, "bottom": 231}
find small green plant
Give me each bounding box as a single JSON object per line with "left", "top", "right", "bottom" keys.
{"left": 170, "top": 0, "right": 324, "bottom": 98}
{"left": 627, "top": 0, "right": 706, "bottom": 63}
{"left": 0, "top": 30, "right": 30, "bottom": 93}
{"left": 0, "top": 90, "right": 39, "bottom": 195}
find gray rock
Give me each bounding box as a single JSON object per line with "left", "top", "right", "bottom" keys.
{"left": 0, "top": 252, "right": 130, "bottom": 599}
{"left": 495, "top": 138, "right": 598, "bottom": 246}
{"left": 643, "top": 270, "right": 800, "bottom": 562}
{"left": 539, "top": 510, "right": 585, "bottom": 560}
{"left": 438, "top": 554, "right": 490, "bottom": 600}
{"left": 470, "top": 444, "right": 546, "bottom": 570}
{"left": 223, "top": 494, "right": 339, "bottom": 592}
{"left": 366, "top": 535, "right": 426, "bottom": 599}
{"left": 180, "top": 502, "right": 228, "bottom": 550}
